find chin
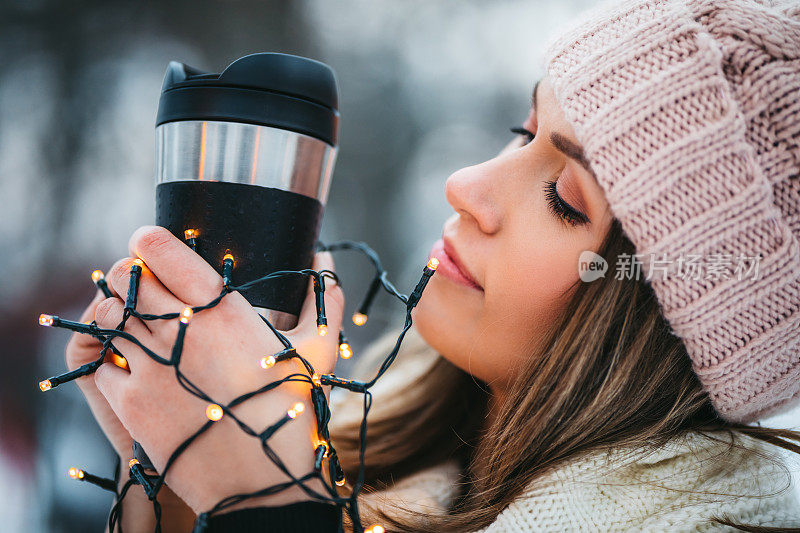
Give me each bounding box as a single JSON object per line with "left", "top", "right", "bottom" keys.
{"left": 412, "top": 277, "right": 482, "bottom": 378}
{"left": 411, "top": 288, "right": 441, "bottom": 347}
{"left": 412, "top": 278, "right": 454, "bottom": 350}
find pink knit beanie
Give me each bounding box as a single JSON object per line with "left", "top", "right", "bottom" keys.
{"left": 544, "top": 0, "right": 800, "bottom": 423}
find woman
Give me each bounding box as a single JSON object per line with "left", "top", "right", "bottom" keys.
{"left": 65, "top": 0, "right": 800, "bottom": 530}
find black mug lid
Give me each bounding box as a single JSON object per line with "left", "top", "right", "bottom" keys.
{"left": 156, "top": 53, "right": 339, "bottom": 146}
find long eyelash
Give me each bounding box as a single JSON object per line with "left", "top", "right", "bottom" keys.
{"left": 510, "top": 126, "right": 534, "bottom": 145}
{"left": 543, "top": 180, "right": 589, "bottom": 227}
{"left": 512, "top": 124, "right": 588, "bottom": 227}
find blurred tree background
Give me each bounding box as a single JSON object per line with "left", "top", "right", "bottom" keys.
{"left": 2, "top": 1, "right": 796, "bottom": 531}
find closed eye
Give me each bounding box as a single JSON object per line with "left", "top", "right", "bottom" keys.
{"left": 543, "top": 180, "right": 589, "bottom": 226}
{"left": 510, "top": 126, "right": 534, "bottom": 146}
{"left": 511, "top": 126, "right": 589, "bottom": 226}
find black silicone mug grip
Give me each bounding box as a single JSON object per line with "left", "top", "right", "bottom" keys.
{"left": 155, "top": 180, "right": 324, "bottom": 315}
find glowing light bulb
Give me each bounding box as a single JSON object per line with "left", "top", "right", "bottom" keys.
{"left": 184, "top": 229, "right": 197, "bottom": 240}
{"left": 111, "top": 353, "right": 129, "bottom": 371}
{"left": 427, "top": 257, "right": 440, "bottom": 270}
{"left": 352, "top": 312, "right": 368, "bottom": 326}
{"left": 68, "top": 467, "right": 84, "bottom": 479}
{"left": 206, "top": 403, "right": 223, "bottom": 421}
{"left": 368, "top": 526, "right": 385, "bottom": 533}
{"left": 223, "top": 253, "right": 235, "bottom": 265}
{"left": 128, "top": 458, "right": 140, "bottom": 469}
{"left": 133, "top": 259, "right": 144, "bottom": 268}
{"left": 335, "top": 477, "right": 346, "bottom": 487}
{"left": 91, "top": 269, "right": 105, "bottom": 282}
{"left": 39, "top": 379, "right": 52, "bottom": 392}
{"left": 311, "top": 373, "right": 322, "bottom": 387}
{"left": 260, "top": 355, "right": 276, "bottom": 369}
{"left": 338, "top": 342, "right": 353, "bottom": 359}
{"left": 314, "top": 439, "right": 329, "bottom": 458}
{"left": 317, "top": 324, "right": 328, "bottom": 337}
{"left": 180, "top": 307, "right": 193, "bottom": 324}
{"left": 39, "top": 314, "right": 54, "bottom": 327}
{"left": 287, "top": 402, "right": 304, "bottom": 419}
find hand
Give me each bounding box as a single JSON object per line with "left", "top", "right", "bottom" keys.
{"left": 92, "top": 225, "right": 344, "bottom": 514}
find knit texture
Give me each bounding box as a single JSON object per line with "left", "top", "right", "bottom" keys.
{"left": 360, "top": 432, "right": 800, "bottom": 531}
{"left": 543, "top": 0, "right": 800, "bottom": 422}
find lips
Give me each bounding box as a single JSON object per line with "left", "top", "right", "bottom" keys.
{"left": 428, "top": 238, "right": 483, "bottom": 291}
{"left": 444, "top": 238, "right": 483, "bottom": 288}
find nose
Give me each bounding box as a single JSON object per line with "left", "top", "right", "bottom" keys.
{"left": 444, "top": 162, "right": 503, "bottom": 235}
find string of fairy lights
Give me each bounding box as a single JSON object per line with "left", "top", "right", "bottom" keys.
{"left": 37, "top": 234, "right": 439, "bottom": 533}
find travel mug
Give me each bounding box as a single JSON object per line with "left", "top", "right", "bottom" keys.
{"left": 155, "top": 52, "right": 339, "bottom": 330}
{"left": 133, "top": 52, "right": 339, "bottom": 472}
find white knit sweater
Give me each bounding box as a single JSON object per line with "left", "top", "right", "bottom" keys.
{"left": 358, "top": 432, "right": 800, "bottom": 531}
{"left": 332, "top": 329, "right": 800, "bottom": 531}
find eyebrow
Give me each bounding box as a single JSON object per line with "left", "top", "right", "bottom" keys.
{"left": 550, "top": 132, "right": 594, "bottom": 176}
{"left": 530, "top": 79, "right": 595, "bottom": 177}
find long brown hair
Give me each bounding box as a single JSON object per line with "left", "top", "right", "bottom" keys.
{"left": 330, "top": 219, "right": 800, "bottom": 532}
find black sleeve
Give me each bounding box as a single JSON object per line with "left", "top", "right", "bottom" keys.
{"left": 204, "top": 501, "right": 340, "bottom": 532}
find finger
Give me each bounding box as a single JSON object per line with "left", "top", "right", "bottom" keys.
{"left": 106, "top": 256, "right": 185, "bottom": 318}
{"left": 292, "top": 252, "right": 345, "bottom": 336}
{"left": 94, "top": 361, "right": 133, "bottom": 419}
{"left": 65, "top": 290, "right": 107, "bottom": 369}
{"left": 94, "top": 297, "right": 162, "bottom": 375}
{"left": 128, "top": 225, "right": 224, "bottom": 306}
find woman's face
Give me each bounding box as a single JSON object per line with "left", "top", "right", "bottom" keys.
{"left": 414, "top": 76, "right": 613, "bottom": 396}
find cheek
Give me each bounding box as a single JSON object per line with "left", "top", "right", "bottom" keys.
{"left": 497, "top": 233, "right": 582, "bottom": 315}
{"left": 472, "top": 221, "right": 591, "bottom": 385}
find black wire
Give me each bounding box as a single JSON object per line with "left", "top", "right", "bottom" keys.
{"left": 41, "top": 240, "right": 434, "bottom": 533}
{"left": 259, "top": 314, "right": 292, "bottom": 348}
